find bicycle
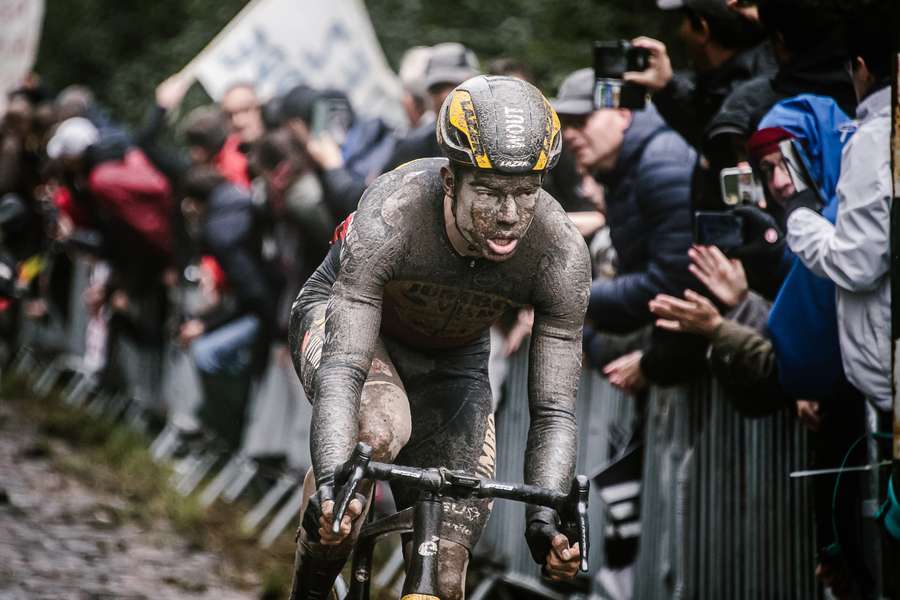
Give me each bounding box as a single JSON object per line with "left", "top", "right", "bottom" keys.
{"left": 330, "top": 441, "right": 591, "bottom": 599}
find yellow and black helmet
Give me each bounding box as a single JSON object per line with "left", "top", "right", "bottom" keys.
{"left": 436, "top": 75, "right": 562, "bottom": 174}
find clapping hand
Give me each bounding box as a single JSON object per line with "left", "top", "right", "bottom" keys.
{"left": 649, "top": 290, "right": 723, "bottom": 339}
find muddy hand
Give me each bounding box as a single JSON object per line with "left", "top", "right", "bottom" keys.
{"left": 318, "top": 498, "right": 363, "bottom": 545}
{"left": 545, "top": 534, "right": 581, "bottom": 581}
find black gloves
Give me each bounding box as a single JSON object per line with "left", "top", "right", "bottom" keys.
{"left": 783, "top": 188, "right": 822, "bottom": 220}
{"left": 729, "top": 205, "right": 791, "bottom": 299}
{"left": 525, "top": 507, "right": 563, "bottom": 565}
{"left": 729, "top": 204, "right": 785, "bottom": 262}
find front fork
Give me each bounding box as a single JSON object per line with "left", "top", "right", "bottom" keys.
{"left": 347, "top": 535, "right": 374, "bottom": 600}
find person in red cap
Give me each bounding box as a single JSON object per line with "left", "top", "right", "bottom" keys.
{"left": 746, "top": 126, "right": 796, "bottom": 204}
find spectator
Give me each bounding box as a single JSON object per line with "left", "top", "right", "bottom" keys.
{"left": 220, "top": 82, "right": 265, "bottom": 150}
{"left": 553, "top": 67, "right": 704, "bottom": 390}
{"left": 285, "top": 88, "right": 395, "bottom": 222}
{"left": 178, "top": 166, "right": 282, "bottom": 447}
{"left": 182, "top": 105, "right": 251, "bottom": 189}
{"left": 48, "top": 117, "right": 173, "bottom": 279}
{"left": 251, "top": 128, "right": 332, "bottom": 285}
{"left": 628, "top": 0, "right": 772, "bottom": 150}
{"left": 47, "top": 115, "right": 174, "bottom": 371}
{"left": 397, "top": 46, "right": 433, "bottom": 129}
{"left": 0, "top": 91, "right": 45, "bottom": 260}
{"left": 137, "top": 75, "right": 255, "bottom": 189}
{"left": 650, "top": 93, "right": 872, "bottom": 596}
{"left": 672, "top": 0, "right": 855, "bottom": 212}
{"left": 384, "top": 42, "right": 479, "bottom": 170}
{"left": 780, "top": 1, "right": 892, "bottom": 412}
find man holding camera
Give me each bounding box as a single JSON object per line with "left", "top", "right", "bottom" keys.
{"left": 627, "top": 0, "right": 854, "bottom": 216}
{"left": 554, "top": 68, "right": 705, "bottom": 391}
{"left": 627, "top": 0, "right": 772, "bottom": 152}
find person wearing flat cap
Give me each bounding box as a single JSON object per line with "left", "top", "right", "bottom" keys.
{"left": 553, "top": 68, "right": 707, "bottom": 393}
{"left": 384, "top": 42, "right": 480, "bottom": 170}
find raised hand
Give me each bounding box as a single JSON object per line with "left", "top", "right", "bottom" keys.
{"left": 649, "top": 290, "right": 723, "bottom": 338}
{"left": 688, "top": 245, "right": 748, "bottom": 308}
{"left": 623, "top": 37, "right": 673, "bottom": 93}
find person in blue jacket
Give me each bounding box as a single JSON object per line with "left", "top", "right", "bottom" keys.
{"left": 653, "top": 94, "right": 872, "bottom": 596}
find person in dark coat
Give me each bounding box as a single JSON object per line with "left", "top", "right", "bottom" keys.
{"left": 692, "top": 0, "right": 856, "bottom": 211}
{"left": 178, "top": 165, "right": 282, "bottom": 448}
{"left": 553, "top": 68, "right": 706, "bottom": 390}
{"left": 382, "top": 42, "right": 480, "bottom": 171}
{"left": 626, "top": 0, "right": 774, "bottom": 151}
{"left": 178, "top": 166, "right": 279, "bottom": 366}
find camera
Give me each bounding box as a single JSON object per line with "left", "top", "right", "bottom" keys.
{"left": 719, "top": 166, "right": 764, "bottom": 207}
{"left": 593, "top": 41, "right": 651, "bottom": 110}
{"left": 695, "top": 166, "right": 765, "bottom": 250}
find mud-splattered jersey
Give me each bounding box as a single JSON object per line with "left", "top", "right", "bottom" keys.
{"left": 291, "top": 157, "right": 591, "bottom": 499}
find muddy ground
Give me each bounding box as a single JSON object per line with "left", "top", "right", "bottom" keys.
{"left": 0, "top": 400, "right": 258, "bottom": 600}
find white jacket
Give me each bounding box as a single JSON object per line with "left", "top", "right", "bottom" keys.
{"left": 786, "top": 86, "right": 891, "bottom": 410}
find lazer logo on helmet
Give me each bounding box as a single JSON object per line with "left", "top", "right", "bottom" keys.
{"left": 497, "top": 159, "right": 530, "bottom": 168}
{"left": 503, "top": 107, "right": 526, "bottom": 148}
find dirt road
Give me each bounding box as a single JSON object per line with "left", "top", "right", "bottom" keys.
{"left": 0, "top": 401, "right": 257, "bottom": 600}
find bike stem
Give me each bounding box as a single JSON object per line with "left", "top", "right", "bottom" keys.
{"left": 402, "top": 491, "right": 443, "bottom": 599}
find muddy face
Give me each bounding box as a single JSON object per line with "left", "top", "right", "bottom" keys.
{"left": 452, "top": 169, "right": 541, "bottom": 262}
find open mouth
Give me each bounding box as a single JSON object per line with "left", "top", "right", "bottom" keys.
{"left": 486, "top": 237, "right": 518, "bottom": 256}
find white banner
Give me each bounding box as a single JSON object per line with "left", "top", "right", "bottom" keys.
{"left": 185, "top": 0, "right": 405, "bottom": 129}
{"left": 0, "top": 0, "right": 45, "bottom": 114}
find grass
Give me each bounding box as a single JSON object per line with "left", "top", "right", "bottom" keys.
{"left": 1, "top": 375, "right": 296, "bottom": 599}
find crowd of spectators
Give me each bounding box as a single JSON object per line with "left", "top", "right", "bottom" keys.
{"left": 0, "top": 0, "right": 895, "bottom": 596}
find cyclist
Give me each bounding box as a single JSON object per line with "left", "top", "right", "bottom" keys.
{"left": 289, "top": 75, "right": 591, "bottom": 599}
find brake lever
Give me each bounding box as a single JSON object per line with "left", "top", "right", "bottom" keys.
{"left": 570, "top": 474, "right": 590, "bottom": 573}
{"left": 331, "top": 442, "right": 372, "bottom": 534}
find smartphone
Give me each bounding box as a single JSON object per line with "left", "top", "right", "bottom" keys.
{"left": 593, "top": 41, "right": 649, "bottom": 110}
{"left": 778, "top": 139, "right": 824, "bottom": 211}
{"left": 693, "top": 211, "right": 744, "bottom": 251}
{"left": 719, "top": 166, "right": 764, "bottom": 207}
{"left": 310, "top": 97, "right": 352, "bottom": 145}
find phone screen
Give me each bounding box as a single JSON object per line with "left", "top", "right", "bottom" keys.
{"left": 310, "top": 98, "right": 352, "bottom": 144}
{"left": 719, "top": 166, "right": 763, "bottom": 207}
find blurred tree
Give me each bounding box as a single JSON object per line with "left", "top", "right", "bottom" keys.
{"left": 35, "top": 0, "right": 246, "bottom": 125}
{"left": 367, "top": 0, "right": 679, "bottom": 95}
{"left": 34, "top": 0, "right": 678, "bottom": 126}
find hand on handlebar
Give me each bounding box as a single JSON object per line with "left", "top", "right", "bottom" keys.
{"left": 546, "top": 535, "right": 581, "bottom": 581}
{"left": 526, "top": 508, "right": 581, "bottom": 581}
{"left": 318, "top": 496, "right": 364, "bottom": 545}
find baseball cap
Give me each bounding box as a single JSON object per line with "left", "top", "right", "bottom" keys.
{"left": 279, "top": 84, "right": 317, "bottom": 123}
{"left": 657, "top": 0, "right": 736, "bottom": 17}
{"left": 46, "top": 117, "right": 99, "bottom": 160}
{"left": 551, "top": 68, "right": 595, "bottom": 116}
{"left": 747, "top": 127, "right": 795, "bottom": 164}
{"left": 398, "top": 46, "right": 433, "bottom": 98}
{"left": 424, "top": 43, "right": 480, "bottom": 92}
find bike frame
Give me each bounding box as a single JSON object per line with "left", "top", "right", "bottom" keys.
{"left": 332, "top": 442, "right": 590, "bottom": 600}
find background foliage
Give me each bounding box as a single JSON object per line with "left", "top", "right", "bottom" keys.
{"left": 35, "top": 0, "right": 676, "bottom": 126}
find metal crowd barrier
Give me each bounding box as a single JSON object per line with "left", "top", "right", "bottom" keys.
{"left": 635, "top": 379, "right": 816, "bottom": 600}
{"left": 14, "top": 256, "right": 819, "bottom": 598}
{"left": 477, "top": 344, "right": 817, "bottom": 599}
